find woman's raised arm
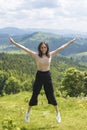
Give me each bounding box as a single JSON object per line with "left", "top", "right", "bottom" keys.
{"left": 50, "top": 38, "right": 78, "bottom": 57}
{"left": 9, "top": 37, "right": 37, "bottom": 58}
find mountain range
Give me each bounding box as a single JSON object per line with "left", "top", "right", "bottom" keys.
{"left": 0, "top": 27, "right": 87, "bottom": 37}
{"left": 0, "top": 27, "right": 87, "bottom": 62}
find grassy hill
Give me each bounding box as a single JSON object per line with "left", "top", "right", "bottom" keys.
{"left": 70, "top": 52, "right": 87, "bottom": 64}
{"left": 0, "top": 92, "right": 87, "bottom": 130}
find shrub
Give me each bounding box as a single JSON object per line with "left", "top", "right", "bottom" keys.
{"left": 2, "top": 116, "right": 21, "bottom": 130}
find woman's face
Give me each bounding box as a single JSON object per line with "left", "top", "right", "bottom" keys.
{"left": 40, "top": 43, "right": 47, "bottom": 55}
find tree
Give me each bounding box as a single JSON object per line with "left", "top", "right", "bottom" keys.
{"left": 4, "top": 76, "right": 21, "bottom": 94}
{"left": 62, "top": 68, "right": 84, "bottom": 97}
{"left": 21, "top": 79, "right": 32, "bottom": 91}
{"left": 83, "top": 72, "right": 87, "bottom": 95}
{"left": 0, "top": 71, "right": 8, "bottom": 96}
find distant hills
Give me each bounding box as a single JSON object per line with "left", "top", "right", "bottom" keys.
{"left": 0, "top": 27, "right": 87, "bottom": 62}
{"left": 0, "top": 27, "right": 87, "bottom": 37}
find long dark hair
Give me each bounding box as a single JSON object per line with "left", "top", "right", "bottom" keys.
{"left": 38, "top": 42, "right": 50, "bottom": 58}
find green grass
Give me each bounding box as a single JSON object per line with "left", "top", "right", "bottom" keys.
{"left": 0, "top": 92, "right": 87, "bottom": 130}
{"left": 76, "top": 52, "right": 87, "bottom": 56}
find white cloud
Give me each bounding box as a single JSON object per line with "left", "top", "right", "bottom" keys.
{"left": 20, "top": 0, "right": 59, "bottom": 9}
{"left": 0, "top": 0, "right": 23, "bottom": 10}
{"left": 54, "top": 0, "right": 87, "bottom": 18}
{"left": 0, "top": 0, "right": 87, "bottom": 32}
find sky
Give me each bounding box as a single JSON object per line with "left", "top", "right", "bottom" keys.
{"left": 0, "top": 0, "right": 87, "bottom": 32}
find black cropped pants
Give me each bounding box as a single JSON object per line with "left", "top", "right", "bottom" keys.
{"left": 29, "top": 71, "right": 57, "bottom": 106}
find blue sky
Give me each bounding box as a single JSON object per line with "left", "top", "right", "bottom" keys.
{"left": 0, "top": 0, "right": 87, "bottom": 32}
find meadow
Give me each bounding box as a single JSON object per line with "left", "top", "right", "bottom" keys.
{"left": 0, "top": 92, "right": 87, "bottom": 130}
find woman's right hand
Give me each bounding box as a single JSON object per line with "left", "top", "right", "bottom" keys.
{"left": 9, "top": 37, "right": 14, "bottom": 43}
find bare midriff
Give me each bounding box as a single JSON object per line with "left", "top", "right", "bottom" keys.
{"left": 35, "top": 55, "right": 51, "bottom": 71}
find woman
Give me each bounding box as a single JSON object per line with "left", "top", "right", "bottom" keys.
{"left": 9, "top": 36, "right": 78, "bottom": 123}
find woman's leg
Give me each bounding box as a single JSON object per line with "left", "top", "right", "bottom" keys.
{"left": 44, "top": 77, "right": 57, "bottom": 106}
{"left": 27, "top": 105, "right": 32, "bottom": 113}
{"left": 29, "top": 81, "right": 43, "bottom": 106}
{"left": 25, "top": 71, "right": 43, "bottom": 122}
{"left": 44, "top": 83, "right": 61, "bottom": 123}
{"left": 54, "top": 105, "right": 61, "bottom": 123}
{"left": 25, "top": 106, "right": 32, "bottom": 122}
{"left": 44, "top": 72, "right": 61, "bottom": 123}
{"left": 54, "top": 105, "right": 59, "bottom": 113}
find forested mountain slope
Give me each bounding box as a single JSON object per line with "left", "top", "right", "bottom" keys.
{"left": 0, "top": 32, "right": 87, "bottom": 56}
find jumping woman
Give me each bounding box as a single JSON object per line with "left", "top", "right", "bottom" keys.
{"left": 9, "top": 36, "right": 78, "bottom": 123}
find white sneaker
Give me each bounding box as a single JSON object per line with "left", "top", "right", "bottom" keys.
{"left": 25, "top": 112, "right": 30, "bottom": 123}
{"left": 56, "top": 112, "right": 61, "bottom": 123}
